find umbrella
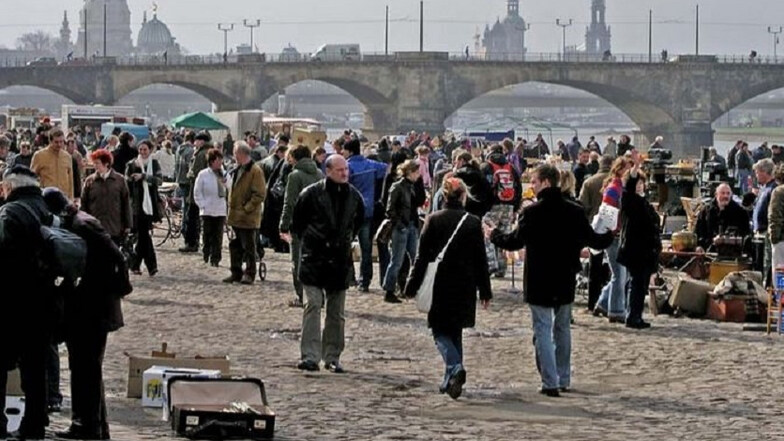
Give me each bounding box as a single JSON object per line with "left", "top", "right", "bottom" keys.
{"left": 170, "top": 112, "right": 228, "bottom": 130}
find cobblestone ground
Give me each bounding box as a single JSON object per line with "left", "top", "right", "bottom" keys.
{"left": 43, "top": 243, "right": 784, "bottom": 440}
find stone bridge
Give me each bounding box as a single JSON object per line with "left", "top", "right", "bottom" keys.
{"left": 0, "top": 56, "right": 782, "bottom": 156}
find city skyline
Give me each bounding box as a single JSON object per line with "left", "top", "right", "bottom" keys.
{"left": 1, "top": 0, "right": 784, "bottom": 57}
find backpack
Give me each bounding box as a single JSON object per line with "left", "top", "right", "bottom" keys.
{"left": 491, "top": 162, "right": 516, "bottom": 203}
{"left": 18, "top": 203, "right": 88, "bottom": 284}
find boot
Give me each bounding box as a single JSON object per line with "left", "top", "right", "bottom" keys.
{"left": 384, "top": 290, "right": 401, "bottom": 304}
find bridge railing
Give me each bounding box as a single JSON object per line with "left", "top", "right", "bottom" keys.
{"left": 3, "top": 52, "right": 784, "bottom": 67}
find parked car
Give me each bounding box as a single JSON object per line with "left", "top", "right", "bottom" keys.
{"left": 26, "top": 57, "right": 58, "bottom": 67}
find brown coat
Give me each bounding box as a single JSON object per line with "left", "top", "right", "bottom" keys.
{"left": 31, "top": 145, "right": 74, "bottom": 199}
{"left": 578, "top": 170, "right": 609, "bottom": 220}
{"left": 228, "top": 161, "right": 266, "bottom": 229}
{"left": 81, "top": 169, "right": 133, "bottom": 239}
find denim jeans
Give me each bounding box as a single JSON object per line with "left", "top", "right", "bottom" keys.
{"left": 357, "top": 218, "right": 374, "bottom": 288}
{"left": 377, "top": 240, "right": 390, "bottom": 288}
{"left": 433, "top": 328, "right": 463, "bottom": 382}
{"left": 382, "top": 225, "right": 418, "bottom": 292}
{"left": 596, "top": 238, "right": 627, "bottom": 318}
{"left": 529, "top": 304, "right": 572, "bottom": 390}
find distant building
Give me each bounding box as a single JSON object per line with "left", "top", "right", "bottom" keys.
{"left": 585, "top": 0, "right": 611, "bottom": 55}
{"left": 481, "top": 0, "right": 527, "bottom": 61}
{"left": 54, "top": 11, "right": 74, "bottom": 60}
{"left": 74, "top": 0, "right": 134, "bottom": 58}
{"left": 136, "top": 11, "right": 181, "bottom": 56}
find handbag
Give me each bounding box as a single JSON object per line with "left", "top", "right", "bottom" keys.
{"left": 374, "top": 219, "right": 394, "bottom": 244}
{"left": 416, "top": 213, "right": 470, "bottom": 313}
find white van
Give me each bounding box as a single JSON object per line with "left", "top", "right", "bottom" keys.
{"left": 310, "top": 44, "right": 361, "bottom": 62}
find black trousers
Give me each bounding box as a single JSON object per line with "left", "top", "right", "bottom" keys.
{"left": 133, "top": 214, "right": 158, "bottom": 273}
{"left": 627, "top": 269, "right": 652, "bottom": 324}
{"left": 229, "top": 228, "right": 257, "bottom": 279}
{"left": 201, "top": 216, "right": 225, "bottom": 264}
{"left": 588, "top": 251, "right": 607, "bottom": 311}
{"left": 45, "top": 343, "right": 62, "bottom": 406}
{"left": 0, "top": 334, "right": 49, "bottom": 436}
{"left": 66, "top": 329, "right": 109, "bottom": 436}
{"left": 183, "top": 195, "right": 201, "bottom": 248}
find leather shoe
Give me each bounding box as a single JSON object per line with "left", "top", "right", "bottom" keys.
{"left": 539, "top": 387, "right": 560, "bottom": 397}
{"left": 325, "top": 362, "right": 345, "bottom": 374}
{"left": 608, "top": 315, "right": 625, "bottom": 324}
{"left": 222, "top": 275, "right": 240, "bottom": 284}
{"left": 384, "top": 292, "right": 402, "bottom": 304}
{"left": 56, "top": 426, "right": 105, "bottom": 440}
{"left": 592, "top": 306, "right": 608, "bottom": 317}
{"left": 297, "top": 360, "right": 320, "bottom": 371}
{"left": 626, "top": 320, "right": 652, "bottom": 329}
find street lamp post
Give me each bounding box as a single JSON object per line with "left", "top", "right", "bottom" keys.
{"left": 218, "top": 23, "right": 235, "bottom": 62}
{"left": 769, "top": 26, "right": 783, "bottom": 60}
{"left": 243, "top": 19, "right": 261, "bottom": 53}
{"left": 555, "top": 18, "right": 573, "bottom": 61}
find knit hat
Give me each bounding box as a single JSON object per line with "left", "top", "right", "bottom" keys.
{"left": 42, "top": 187, "right": 70, "bottom": 215}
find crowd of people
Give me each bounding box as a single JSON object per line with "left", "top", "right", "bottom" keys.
{"left": 4, "top": 117, "right": 784, "bottom": 439}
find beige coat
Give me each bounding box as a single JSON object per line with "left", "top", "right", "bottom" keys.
{"left": 31, "top": 145, "right": 74, "bottom": 199}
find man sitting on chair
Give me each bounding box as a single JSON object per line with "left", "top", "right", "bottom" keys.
{"left": 694, "top": 183, "right": 751, "bottom": 252}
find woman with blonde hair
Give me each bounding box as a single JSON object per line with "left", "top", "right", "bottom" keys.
{"left": 404, "top": 176, "right": 491, "bottom": 399}
{"left": 559, "top": 170, "right": 577, "bottom": 200}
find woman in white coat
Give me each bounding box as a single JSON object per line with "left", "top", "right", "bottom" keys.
{"left": 193, "top": 148, "right": 228, "bottom": 266}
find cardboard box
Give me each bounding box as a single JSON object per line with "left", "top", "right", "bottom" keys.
{"left": 670, "top": 277, "right": 713, "bottom": 316}
{"left": 6, "top": 369, "right": 22, "bottom": 396}
{"left": 127, "top": 352, "right": 231, "bottom": 398}
{"left": 142, "top": 366, "right": 221, "bottom": 408}
{"left": 4, "top": 396, "right": 25, "bottom": 433}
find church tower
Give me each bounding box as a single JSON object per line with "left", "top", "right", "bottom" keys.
{"left": 75, "top": 0, "right": 133, "bottom": 58}
{"left": 54, "top": 11, "right": 74, "bottom": 59}
{"left": 585, "top": 0, "right": 611, "bottom": 54}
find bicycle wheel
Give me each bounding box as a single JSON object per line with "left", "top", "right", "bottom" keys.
{"left": 258, "top": 261, "right": 267, "bottom": 281}
{"left": 152, "top": 209, "right": 172, "bottom": 247}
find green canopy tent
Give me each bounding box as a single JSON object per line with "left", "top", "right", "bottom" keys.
{"left": 170, "top": 112, "right": 228, "bottom": 130}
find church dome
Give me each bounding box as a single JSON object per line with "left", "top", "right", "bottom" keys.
{"left": 137, "top": 13, "right": 174, "bottom": 54}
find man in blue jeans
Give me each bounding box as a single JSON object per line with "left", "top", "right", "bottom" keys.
{"left": 343, "top": 139, "right": 388, "bottom": 292}
{"left": 487, "top": 164, "right": 613, "bottom": 396}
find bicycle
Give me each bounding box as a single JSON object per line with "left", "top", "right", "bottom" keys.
{"left": 153, "top": 184, "right": 183, "bottom": 247}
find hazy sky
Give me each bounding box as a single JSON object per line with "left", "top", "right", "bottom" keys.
{"left": 2, "top": 0, "right": 783, "bottom": 56}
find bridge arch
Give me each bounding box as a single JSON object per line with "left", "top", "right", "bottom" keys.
{"left": 446, "top": 66, "right": 679, "bottom": 135}
{"left": 112, "top": 71, "right": 240, "bottom": 108}
{"left": 0, "top": 81, "right": 89, "bottom": 105}
{"left": 263, "top": 72, "right": 396, "bottom": 136}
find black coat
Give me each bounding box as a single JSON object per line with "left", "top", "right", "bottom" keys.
{"left": 454, "top": 165, "right": 493, "bottom": 218}
{"left": 694, "top": 199, "right": 751, "bottom": 250}
{"left": 112, "top": 143, "right": 138, "bottom": 174}
{"left": 0, "top": 187, "right": 57, "bottom": 356}
{"left": 291, "top": 179, "right": 365, "bottom": 290}
{"left": 616, "top": 174, "right": 662, "bottom": 274}
{"left": 125, "top": 158, "right": 163, "bottom": 225}
{"left": 63, "top": 209, "right": 126, "bottom": 334}
{"left": 404, "top": 206, "right": 492, "bottom": 332}
{"left": 492, "top": 187, "right": 613, "bottom": 307}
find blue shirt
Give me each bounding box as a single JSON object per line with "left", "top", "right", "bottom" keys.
{"left": 347, "top": 155, "right": 388, "bottom": 219}
{"left": 753, "top": 180, "right": 777, "bottom": 232}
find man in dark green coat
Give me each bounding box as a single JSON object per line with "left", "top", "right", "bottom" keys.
{"left": 280, "top": 146, "right": 323, "bottom": 307}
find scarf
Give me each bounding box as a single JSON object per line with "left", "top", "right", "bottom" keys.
{"left": 214, "top": 168, "right": 227, "bottom": 198}
{"left": 138, "top": 156, "right": 154, "bottom": 216}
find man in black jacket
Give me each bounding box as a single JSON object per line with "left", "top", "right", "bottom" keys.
{"left": 0, "top": 166, "right": 56, "bottom": 440}
{"left": 485, "top": 164, "right": 613, "bottom": 397}
{"left": 292, "top": 155, "right": 364, "bottom": 373}
{"left": 694, "top": 183, "right": 751, "bottom": 251}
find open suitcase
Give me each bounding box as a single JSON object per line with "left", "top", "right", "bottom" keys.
{"left": 167, "top": 377, "right": 275, "bottom": 440}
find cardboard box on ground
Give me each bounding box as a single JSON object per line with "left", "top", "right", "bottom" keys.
{"left": 126, "top": 343, "right": 231, "bottom": 398}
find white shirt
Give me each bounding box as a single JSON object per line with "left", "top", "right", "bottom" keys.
{"left": 193, "top": 167, "right": 228, "bottom": 217}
